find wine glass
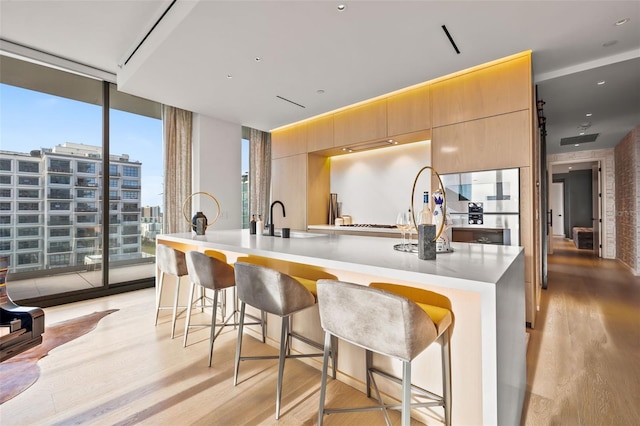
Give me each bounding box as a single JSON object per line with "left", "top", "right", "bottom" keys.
{"left": 396, "top": 211, "right": 409, "bottom": 251}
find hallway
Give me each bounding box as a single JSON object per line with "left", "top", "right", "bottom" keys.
{"left": 522, "top": 237, "right": 640, "bottom": 425}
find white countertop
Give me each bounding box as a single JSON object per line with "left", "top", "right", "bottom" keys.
{"left": 158, "top": 229, "right": 523, "bottom": 289}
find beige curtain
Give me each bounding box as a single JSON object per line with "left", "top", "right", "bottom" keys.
{"left": 162, "top": 105, "right": 192, "bottom": 234}
{"left": 249, "top": 128, "right": 271, "bottom": 225}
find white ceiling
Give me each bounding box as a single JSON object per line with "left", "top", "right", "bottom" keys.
{"left": 1, "top": 1, "right": 638, "bottom": 155}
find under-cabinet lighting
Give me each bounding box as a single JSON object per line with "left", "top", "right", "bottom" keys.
{"left": 342, "top": 139, "right": 397, "bottom": 152}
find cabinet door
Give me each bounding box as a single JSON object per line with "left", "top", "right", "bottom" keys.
{"left": 271, "top": 154, "right": 307, "bottom": 230}
{"left": 333, "top": 99, "right": 387, "bottom": 147}
{"left": 306, "top": 114, "right": 334, "bottom": 152}
{"left": 271, "top": 123, "right": 307, "bottom": 159}
{"left": 431, "top": 54, "right": 531, "bottom": 128}
{"left": 387, "top": 84, "right": 431, "bottom": 136}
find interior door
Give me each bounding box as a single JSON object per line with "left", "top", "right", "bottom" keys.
{"left": 550, "top": 181, "right": 565, "bottom": 236}
{"left": 592, "top": 162, "right": 601, "bottom": 257}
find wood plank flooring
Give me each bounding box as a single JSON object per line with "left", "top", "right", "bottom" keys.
{"left": 0, "top": 289, "right": 422, "bottom": 425}
{"left": 1, "top": 237, "right": 638, "bottom": 425}
{"left": 522, "top": 237, "right": 640, "bottom": 426}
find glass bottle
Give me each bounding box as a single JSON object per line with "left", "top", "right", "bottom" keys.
{"left": 249, "top": 214, "right": 256, "bottom": 234}
{"left": 419, "top": 191, "right": 432, "bottom": 225}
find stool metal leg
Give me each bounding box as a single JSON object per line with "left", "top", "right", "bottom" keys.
{"left": 401, "top": 360, "right": 411, "bottom": 426}
{"left": 317, "top": 332, "right": 332, "bottom": 426}
{"left": 366, "top": 349, "right": 373, "bottom": 398}
{"left": 233, "top": 302, "right": 246, "bottom": 386}
{"left": 183, "top": 282, "right": 196, "bottom": 347}
{"left": 275, "top": 316, "right": 289, "bottom": 420}
{"left": 441, "top": 329, "right": 452, "bottom": 426}
{"left": 171, "top": 275, "right": 181, "bottom": 339}
{"left": 331, "top": 335, "right": 338, "bottom": 380}
{"left": 154, "top": 271, "right": 165, "bottom": 325}
{"left": 208, "top": 289, "right": 219, "bottom": 367}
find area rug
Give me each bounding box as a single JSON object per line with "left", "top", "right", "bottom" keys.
{"left": 0, "top": 309, "right": 118, "bottom": 404}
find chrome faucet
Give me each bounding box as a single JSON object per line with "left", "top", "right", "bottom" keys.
{"left": 268, "top": 200, "right": 286, "bottom": 236}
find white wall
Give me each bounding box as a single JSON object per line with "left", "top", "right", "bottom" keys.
{"left": 192, "top": 114, "right": 242, "bottom": 230}
{"left": 330, "top": 141, "right": 431, "bottom": 225}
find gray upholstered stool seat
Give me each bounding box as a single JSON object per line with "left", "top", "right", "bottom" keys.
{"left": 184, "top": 251, "right": 265, "bottom": 367}
{"left": 154, "top": 244, "right": 188, "bottom": 339}
{"left": 316, "top": 280, "right": 453, "bottom": 426}
{"left": 233, "top": 262, "right": 336, "bottom": 420}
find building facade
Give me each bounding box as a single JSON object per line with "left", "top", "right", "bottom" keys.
{"left": 0, "top": 142, "right": 143, "bottom": 273}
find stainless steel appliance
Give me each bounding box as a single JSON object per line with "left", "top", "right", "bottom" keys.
{"left": 441, "top": 168, "right": 520, "bottom": 246}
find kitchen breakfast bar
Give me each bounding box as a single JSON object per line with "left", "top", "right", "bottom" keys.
{"left": 157, "top": 230, "right": 526, "bottom": 425}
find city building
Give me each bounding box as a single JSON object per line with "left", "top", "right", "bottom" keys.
{"left": 0, "top": 142, "right": 143, "bottom": 273}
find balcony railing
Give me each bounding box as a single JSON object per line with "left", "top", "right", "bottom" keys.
{"left": 75, "top": 182, "right": 98, "bottom": 187}
{"left": 48, "top": 193, "right": 73, "bottom": 199}
{"left": 75, "top": 207, "right": 98, "bottom": 212}
{"left": 121, "top": 185, "right": 141, "bottom": 190}
{"left": 48, "top": 167, "right": 73, "bottom": 174}
{"left": 48, "top": 220, "right": 72, "bottom": 226}
{"left": 48, "top": 246, "right": 72, "bottom": 253}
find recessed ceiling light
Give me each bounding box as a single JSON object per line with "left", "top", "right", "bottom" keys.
{"left": 337, "top": 4, "right": 347, "bottom": 11}
{"left": 597, "top": 80, "right": 606, "bottom": 85}
{"left": 568, "top": 166, "right": 573, "bottom": 170}
{"left": 575, "top": 144, "right": 580, "bottom": 147}
{"left": 255, "top": 57, "right": 262, "bottom": 62}
{"left": 615, "top": 18, "right": 630, "bottom": 26}
{"left": 603, "top": 40, "right": 618, "bottom": 47}
{"left": 586, "top": 113, "right": 592, "bottom": 117}
{"left": 227, "top": 74, "right": 233, "bottom": 79}
{"left": 579, "top": 132, "right": 585, "bottom": 135}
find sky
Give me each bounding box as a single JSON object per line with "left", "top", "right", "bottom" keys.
{"left": 0, "top": 83, "right": 164, "bottom": 207}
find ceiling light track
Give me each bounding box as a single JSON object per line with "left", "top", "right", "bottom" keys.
{"left": 276, "top": 95, "right": 306, "bottom": 109}
{"left": 123, "top": 0, "right": 177, "bottom": 67}
{"left": 441, "top": 25, "right": 461, "bottom": 54}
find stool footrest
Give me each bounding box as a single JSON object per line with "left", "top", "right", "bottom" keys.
{"left": 289, "top": 331, "right": 324, "bottom": 351}
{"left": 369, "top": 367, "right": 444, "bottom": 404}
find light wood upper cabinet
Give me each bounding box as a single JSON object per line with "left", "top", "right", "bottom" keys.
{"left": 306, "top": 115, "right": 334, "bottom": 152}
{"left": 387, "top": 84, "right": 431, "bottom": 136}
{"left": 432, "top": 110, "right": 531, "bottom": 173}
{"left": 333, "top": 99, "right": 387, "bottom": 147}
{"left": 271, "top": 123, "right": 307, "bottom": 159}
{"left": 431, "top": 55, "right": 531, "bottom": 128}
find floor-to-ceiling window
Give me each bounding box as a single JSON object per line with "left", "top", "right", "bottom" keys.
{"left": 0, "top": 54, "right": 161, "bottom": 304}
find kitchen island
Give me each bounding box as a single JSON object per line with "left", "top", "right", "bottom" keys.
{"left": 157, "top": 229, "right": 526, "bottom": 425}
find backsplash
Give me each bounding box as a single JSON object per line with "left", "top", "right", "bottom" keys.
{"left": 330, "top": 141, "right": 430, "bottom": 224}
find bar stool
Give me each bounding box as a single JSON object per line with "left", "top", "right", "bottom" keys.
{"left": 369, "top": 282, "right": 453, "bottom": 426}
{"left": 184, "top": 251, "right": 241, "bottom": 367}
{"left": 233, "top": 262, "right": 336, "bottom": 420}
{"left": 316, "top": 280, "right": 453, "bottom": 426}
{"left": 155, "top": 244, "right": 188, "bottom": 339}
{"left": 235, "top": 255, "right": 338, "bottom": 347}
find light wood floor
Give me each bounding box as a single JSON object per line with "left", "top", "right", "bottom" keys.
{"left": 522, "top": 237, "right": 640, "bottom": 426}
{"left": 1, "top": 238, "right": 638, "bottom": 425}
